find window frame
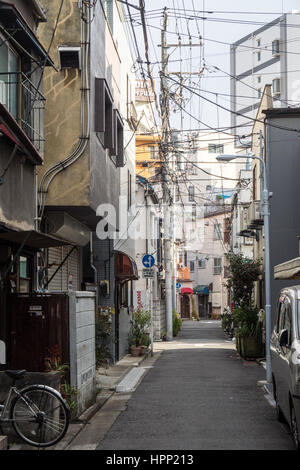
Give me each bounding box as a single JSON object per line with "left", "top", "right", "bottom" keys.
{"left": 95, "top": 77, "right": 114, "bottom": 150}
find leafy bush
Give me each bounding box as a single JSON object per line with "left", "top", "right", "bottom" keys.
{"left": 129, "top": 308, "right": 151, "bottom": 348}
{"left": 95, "top": 309, "right": 113, "bottom": 367}
{"left": 173, "top": 310, "right": 182, "bottom": 337}
{"left": 226, "top": 253, "right": 261, "bottom": 309}
{"left": 234, "top": 304, "right": 261, "bottom": 337}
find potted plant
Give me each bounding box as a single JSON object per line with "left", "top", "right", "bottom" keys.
{"left": 234, "top": 305, "right": 264, "bottom": 358}
{"left": 128, "top": 308, "right": 151, "bottom": 356}
{"left": 226, "top": 253, "right": 263, "bottom": 359}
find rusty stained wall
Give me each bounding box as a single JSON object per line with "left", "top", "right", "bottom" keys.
{"left": 37, "top": 0, "right": 90, "bottom": 208}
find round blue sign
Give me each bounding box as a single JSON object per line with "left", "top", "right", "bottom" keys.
{"left": 176, "top": 282, "right": 181, "bottom": 289}
{"left": 142, "top": 254, "right": 155, "bottom": 268}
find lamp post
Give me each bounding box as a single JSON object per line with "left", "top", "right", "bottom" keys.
{"left": 216, "top": 152, "right": 272, "bottom": 384}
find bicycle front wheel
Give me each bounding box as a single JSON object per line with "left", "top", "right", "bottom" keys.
{"left": 10, "top": 385, "right": 70, "bottom": 447}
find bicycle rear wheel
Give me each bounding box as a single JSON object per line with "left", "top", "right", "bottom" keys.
{"left": 10, "top": 385, "right": 70, "bottom": 447}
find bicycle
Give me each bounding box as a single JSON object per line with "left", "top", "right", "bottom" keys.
{"left": 0, "top": 369, "right": 70, "bottom": 448}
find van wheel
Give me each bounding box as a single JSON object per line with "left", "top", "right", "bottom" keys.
{"left": 290, "top": 400, "right": 300, "bottom": 450}
{"left": 273, "top": 378, "right": 285, "bottom": 423}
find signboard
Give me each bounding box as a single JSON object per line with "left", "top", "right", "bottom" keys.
{"left": 142, "top": 254, "right": 155, "bottom": 268}
{"left": 176, "top": 282, "right": 181, "bottom": 289}
{"left": 142, "top": 268, "right": 155, "bottom": 279}
{"left": 135, "top": 79, "right": 155, "bottom": 102}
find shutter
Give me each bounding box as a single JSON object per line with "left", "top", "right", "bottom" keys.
{"left": 48, "top": 246, "right": 79, "bottom": 292}
{"left": 66, "top": 246, "right": 79, "bottom": 291}
{"left": 48, "top": 247, "right": 63, "bottom": 291}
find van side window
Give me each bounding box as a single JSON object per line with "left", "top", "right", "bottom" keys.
{"left": 277, "top": 299, "right": 285, "bottom": 332}
{"left": 283, "top": 303, "right": 292, "bottom": 346}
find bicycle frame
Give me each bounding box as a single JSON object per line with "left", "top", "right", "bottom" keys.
{"left": 0, "top": 386, "right": 38, "bottom": 423}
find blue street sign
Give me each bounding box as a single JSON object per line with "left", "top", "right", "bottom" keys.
{"left": 176, "top": 282, "right": 181, "bottom": 289}
{"left": 142, "top": 254, "right": 155, "bottom": 268}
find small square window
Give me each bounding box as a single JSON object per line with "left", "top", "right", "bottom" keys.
{"left": 58, "top": 47, "right": 81, "bottom": 69}
{"left": 257, "top": 76, "right": 261, "bottom": 83}
{"left": 257, "top": 51, "right": 261, "bottom": 61}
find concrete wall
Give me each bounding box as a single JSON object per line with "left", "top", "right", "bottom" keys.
{"left": 69, "top": 291, "right": 96, "bottom": 416}
{"left": 265, "top": 111, "right": 300, "bottom": 326}
{"left": 153, "top": 299, "right": 166, "bottom": 340}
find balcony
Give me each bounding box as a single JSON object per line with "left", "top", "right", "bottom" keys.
{"left": 247, "top": 200, "right": 263, "bottom": 229}
{"left": 0, "top": 72, "right": 45, "bottom": 152}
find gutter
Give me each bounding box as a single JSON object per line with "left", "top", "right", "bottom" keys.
{"left": 31, "top": 0, "right": 47, "bottom": 22}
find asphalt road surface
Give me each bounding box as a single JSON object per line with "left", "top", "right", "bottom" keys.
{"left": 97, "top": 320, "right": 294, "bottom": 450}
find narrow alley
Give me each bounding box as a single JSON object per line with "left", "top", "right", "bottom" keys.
{"left": 71, "top": 321, "right": 293, "bottom": 451}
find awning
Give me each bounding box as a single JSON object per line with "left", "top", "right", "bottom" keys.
{"left": 0, "top": 2, "right": 55, "bottom": 68}
{"left": 274, "top": 257, "right": 300, "bottom": 280}
{"left": 181, "top": 287, "right": 193, "bottom": 295}
{"left": 0, "top": 229, "right": 74, "bottom": 249}
{"left": 0, "top": 104, "right": 43, "bottom": 164}
{"left": 115, "top": 251, "right": 139, "bottom": 281}
{"left": 193, "top": 285, "right": 209, "bottom": 295}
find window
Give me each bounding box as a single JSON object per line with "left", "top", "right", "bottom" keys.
{"left": 188, "top": 186, "right": 195, "bottom": 202}
{"left": 190, "top": 261, "right": 195, "bottom": 272}
{"left": 257, "top": 39, "right": 261, "bottom": 47}
{"left": 213, "top": 258, "right": 222, "bottom": 275}
{"left": 95, "top": 78, "right": 114, "bottom": 149}
{"left": 206, "top": 185, "right": 212, "bottom": 192}
{"left": 272, "top": 39, "right": 280, "bottom": 56}
{"left": 198, "top": 259, "right": 206, "bottom": 269}
{"left": 257, "top": 51, "right": 261, "bottom": 62}
{"left": 257, "top": 76, "right": 261, "bottom": 84}
{"left": 192, "top": 204, "right": 196, "bottom": 222}
{"left": 213, "top": 223, "right": 221, "bottom": 241}
{"left": 0, "top": 37, "right": 19, "bottom": 119}
{"left": 110, "top": 109, "right": 124, "bottom": 166}
{"left": 102, "top": 0, "right": 114, "bottom": 32}
{"left": 258, "top": 88, "right": 262, "bottom": 99}
{"left": 272, "top": 78, "right": 281, "bottom": 95}
{"left": 148, "top": 145, "right": 157, "bottom": 159}
{"left": 208, "top": 143, "right": 224, "bottom": 154}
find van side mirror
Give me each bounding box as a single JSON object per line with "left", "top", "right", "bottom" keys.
{"left": 279, "top": 329, "right": 289, "bottom": 348}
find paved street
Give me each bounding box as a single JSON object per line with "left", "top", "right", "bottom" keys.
{"left": 95, "top": 321, "right": 293, "bottom": 450}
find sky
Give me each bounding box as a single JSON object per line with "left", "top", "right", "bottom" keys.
{"left": 127, "top": 0, "right": 300, "bottom": 134}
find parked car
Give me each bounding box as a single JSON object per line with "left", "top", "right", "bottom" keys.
{"left": 270, "top": 286, "right": 300, "bottom": 449}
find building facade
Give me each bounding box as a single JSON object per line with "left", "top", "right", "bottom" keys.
{"left": 230, "top": 12, "right": 300, "bottom": 143}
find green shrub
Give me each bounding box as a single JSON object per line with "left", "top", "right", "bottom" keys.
{"left": 173, "top": 310, "right": 182, "bottom": 337}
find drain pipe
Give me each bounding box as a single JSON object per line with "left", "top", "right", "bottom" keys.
{"left": 90, "top": 232, "right": 98, "bottom": 310}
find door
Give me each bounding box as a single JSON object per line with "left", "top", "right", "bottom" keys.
{"left": 198, "top": 295, "right": 207, "bottom": 318}
{"left": 271, "top": 296, "right": 286, "bottom": 408}
{"left": 279, "top": 298, "right": 293, "bottom": 418}
{"left": 181, "top": 295, "right": 190, "bottom": 319}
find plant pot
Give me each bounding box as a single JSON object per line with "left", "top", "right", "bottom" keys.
{"left": 130, "top": 346, "right": 141, "bottom": 357}
{"left": 139, "top": 345, "right": 147, "bottom": 356}
{"left": 240, "top": 335, "right": 263, "bottom": 359}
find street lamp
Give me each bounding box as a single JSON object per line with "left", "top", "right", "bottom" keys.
{"left": 216, "top": 152, "right": 272, "bottom": 384}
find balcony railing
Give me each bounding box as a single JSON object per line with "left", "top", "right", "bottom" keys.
{"left": 0, "top": 72, "right": 45, "bottom": 153}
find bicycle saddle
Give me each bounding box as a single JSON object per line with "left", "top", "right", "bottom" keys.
{"left": 5, "top": 370, "right": 26, "bottom": 380}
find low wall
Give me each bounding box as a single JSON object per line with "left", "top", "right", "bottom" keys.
{"left": 69, "top": 291, "right": 96, "bottom": 416}
{"left": 153, "top": 300, "right": 166, "bottom": 340}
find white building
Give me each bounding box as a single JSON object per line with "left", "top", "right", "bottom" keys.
{"left": 230, "top": 12, "right": 300, "bottom": 143}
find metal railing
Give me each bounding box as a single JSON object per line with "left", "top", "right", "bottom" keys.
{"left": 0, "top": 71, "right": 45, "bottom": 153}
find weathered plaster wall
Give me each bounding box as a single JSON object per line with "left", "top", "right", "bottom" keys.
{"left": 37, "top": 0, "right": 90, "bottom": 208}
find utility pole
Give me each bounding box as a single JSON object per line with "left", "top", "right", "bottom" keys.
{"left": 160, "top": 8, "right": 173, "bottom": 341}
